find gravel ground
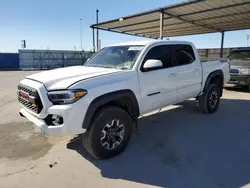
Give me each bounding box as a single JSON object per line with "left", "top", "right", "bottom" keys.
{"left": 0, "top": 70, "right": 250, "bottom": 188}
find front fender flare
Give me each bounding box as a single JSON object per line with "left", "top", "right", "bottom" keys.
{"left": 82, "top": 89, "right": 139, "bottom": 130}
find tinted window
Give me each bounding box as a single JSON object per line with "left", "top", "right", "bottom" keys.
{"left": 172, "top": 45, "right": 195, "bottom": 66}
{"left": 143, "top": 45, "right": 172, "bottom": 69}
{"left": 228, "top": 50, "right": 250, "bottom": 60}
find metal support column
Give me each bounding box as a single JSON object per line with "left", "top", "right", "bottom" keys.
{"left": 220, "top": 31, "right": 225, "bottom": 58}
{"left": 92, "top": 27, "right": 96, "bottom": 52}
{"left": 160, "top": 10, "right": 164, "bottom": 40}
{"left": 96, "top": 9, "right": 99, "bottom": 51}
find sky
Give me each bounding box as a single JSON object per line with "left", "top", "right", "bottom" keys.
{"left": 1, "top": 0, "right": 250, "bottom": 52}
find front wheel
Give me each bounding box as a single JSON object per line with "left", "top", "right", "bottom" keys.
{"left": 198, "top": 84, "right": 221, "bottom": 114}
{"left": 82, "top": 106, "right": 132, "bottom": 159}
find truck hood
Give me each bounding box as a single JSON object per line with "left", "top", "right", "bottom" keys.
{"left": 26, "top": 66, "right": 121, "bottom": 90}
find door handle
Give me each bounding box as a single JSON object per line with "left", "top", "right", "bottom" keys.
{"left": 168, "top": 73, "right": 177, "bottom": 78}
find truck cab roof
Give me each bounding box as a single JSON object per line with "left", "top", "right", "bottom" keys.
{"left": 108, "top": 40, "right": 194, "bottom": 47}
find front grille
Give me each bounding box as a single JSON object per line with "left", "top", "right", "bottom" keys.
{"left": 230, "top": 69, "right": 239, "bottom": 74}
{"left": 18, "top": 97, "right": 39, "bottom": 112}
{"left": 18, "top": 84, "right": 43, "bottom": 113}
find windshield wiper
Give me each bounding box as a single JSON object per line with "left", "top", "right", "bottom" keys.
{"left": 85, "top": 65, "right": 114, "bottom": 69}
{"left": 118, "top": 67, "right": 129, "bottom": 70}
{"left": 86, "top": 65, "right": 128, "bottom": 69}
{"left": 102, "top": 66, "right": 116, "bottom": 69}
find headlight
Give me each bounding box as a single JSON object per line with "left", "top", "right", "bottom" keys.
{"left": 240, "top": 69, "right": 250, "bottom": 75}
{"left": 48, "top": 89, "right": 87, "bottom": 104}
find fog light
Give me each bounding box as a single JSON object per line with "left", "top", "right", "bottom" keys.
{"left": 52, "top": 115, "right": 63, "bottom": 126}
{"left": 44, "top": 114, "right": 63, "bottom": 126}
{"left": 240, "top": 81, "right": 246, "bottom": 85}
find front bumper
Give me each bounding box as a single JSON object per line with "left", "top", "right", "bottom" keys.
{"left": 18, "top": 79, "right": 88, "bottom": 136}
{"left": 20, "top": 105, "right": 87, "bottom": 136}
{"left": 228, "top": 75, "right": 250, "bottom": 86}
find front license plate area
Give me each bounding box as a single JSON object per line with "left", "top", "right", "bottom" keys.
{"left": 19, "top": 91, "right": 29, "bottom": 102}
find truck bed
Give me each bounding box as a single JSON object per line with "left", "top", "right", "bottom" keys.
{"left": 201, "top": 58, "right": 228, "bottom": 63}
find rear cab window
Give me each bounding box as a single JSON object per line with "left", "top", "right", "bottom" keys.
{"left": 171, "top": 44, "right": 196, "bottom": 66}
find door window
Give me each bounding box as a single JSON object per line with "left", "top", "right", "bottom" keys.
{"left": 141, "top": 45, "right": 173, "bottom": 70}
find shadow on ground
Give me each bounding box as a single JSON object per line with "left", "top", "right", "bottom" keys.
{"left": 224, "top": 86, "right": 249, "bottom": 93}
{"left": 67, "top": 98, "right": 250, "bottom": 188}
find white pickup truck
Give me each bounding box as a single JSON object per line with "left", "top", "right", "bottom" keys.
{"left": 18, "top": 40, "right": 230, "bottom": 159}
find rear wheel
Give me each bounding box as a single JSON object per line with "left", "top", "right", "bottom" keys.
{"left": 82, "top": 106, "right": 132, "bottom": 159}
{"left": 198, "top": 84, "right": 221, "bottom": 114}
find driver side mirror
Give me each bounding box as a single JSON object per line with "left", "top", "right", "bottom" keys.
{"left": 143, "top": 59, "right": 163, "bottom": 71}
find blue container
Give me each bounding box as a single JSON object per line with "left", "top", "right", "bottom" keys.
{"left": 0, "top": 53, "right": 19, "bottom": 69}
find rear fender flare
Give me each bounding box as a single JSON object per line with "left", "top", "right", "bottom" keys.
{"left": 203, "top": 70, "right": 224, "bottom": 95}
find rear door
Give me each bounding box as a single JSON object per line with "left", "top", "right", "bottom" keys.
{"left": 138, "top": 45, "right": 178, "bottom": 114}
{"left": 171, "top": 44, "right": 202, "bottom": 101}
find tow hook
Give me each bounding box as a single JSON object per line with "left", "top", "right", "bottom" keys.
{"left": 19, "top": 112, "right": 25, "bottom": 118}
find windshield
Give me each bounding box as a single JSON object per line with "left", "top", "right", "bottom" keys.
{"left": 228, "top": 50, "right": 250, "bottom": 61}
{"left": 84, "top": 45, "right": 144, "bottom": 70}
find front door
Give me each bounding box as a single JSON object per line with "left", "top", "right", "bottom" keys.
{"left": 137, "top": 45, "right": 178, "bottom": 114}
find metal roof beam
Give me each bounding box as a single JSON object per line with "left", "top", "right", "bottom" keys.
{"left": 139, "top": 28, "right": 211, "bottom": 36}
{"left": 91, "top": 26, "right": 157, "bottom": 39}
{"left": 163, "top": 10, "right": 219, "bottom": 32}
{"left": 122, "top": 21, "right": 183, "bottom": 33}
{"left": 137, "top": 26, "right": 207, "bottom": 35}
{"left": 109, "top": 19, "right": 164, "bottom": 30}
{"left": 151, "top": 31, "right": 216, "bottom": 38}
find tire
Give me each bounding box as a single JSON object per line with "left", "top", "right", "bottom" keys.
{"left": 82, "top": 105, "right": 132, "bottom": 159}
{"left": 198, "top": 84, "right": 221, "bottom": 114}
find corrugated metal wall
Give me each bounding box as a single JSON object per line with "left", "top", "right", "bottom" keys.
{"left": 19, "top": 50, "right": 94, "bottom": 69}
{"left": 0, "top": 53, "right": 19, "bottom": 69}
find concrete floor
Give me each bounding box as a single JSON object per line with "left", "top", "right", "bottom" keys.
{"left": 0, "top": 70, "right": 250, "bottom": 188}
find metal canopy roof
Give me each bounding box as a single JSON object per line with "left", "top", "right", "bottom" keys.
{"left": 91, "top": 0, "right": 250, "bottom": 39}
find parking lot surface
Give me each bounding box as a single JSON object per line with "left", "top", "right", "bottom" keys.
{"left": 0, "top": 71, "right": 250, "bottom": 188}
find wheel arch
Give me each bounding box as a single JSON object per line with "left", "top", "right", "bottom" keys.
{"left": 82, "top": 89, "right": 140, "bottom": 130}
{"left": 203, "top": 70, "right": 224, "bottom": 96}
